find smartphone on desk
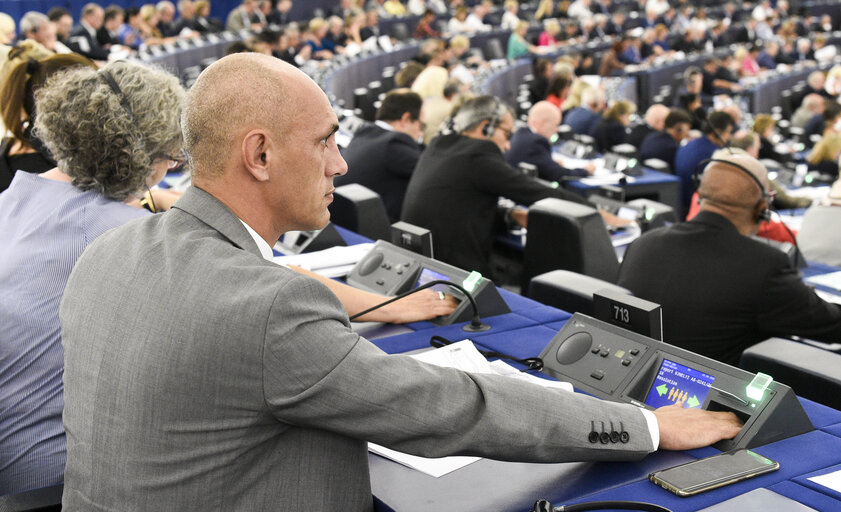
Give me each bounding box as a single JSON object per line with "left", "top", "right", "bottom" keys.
{"left": 649, "top": 449, "right": 779, "bottom": 497}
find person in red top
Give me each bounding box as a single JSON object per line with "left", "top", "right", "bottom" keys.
{"left": 413, "top": 10, "right": 439, "bottom": 39}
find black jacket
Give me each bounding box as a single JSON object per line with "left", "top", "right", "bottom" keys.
{"left": 618, "top": 210, "right": 841, "bottom": 366}
{"left": 336, "top": 123, "right": 422, "bottom": 223}
{"left": 505, "top": 127, "right": 587, "bottom": 182}
{"left": 401, "top": 133, "right": 587, "bottom": 277}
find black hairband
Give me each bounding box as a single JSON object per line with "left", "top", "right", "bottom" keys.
{"left": 26, "top": 59, "right": 39, "bottom": 75}
{"left": 98, "top": 69, "right": 137, "bottom": 122}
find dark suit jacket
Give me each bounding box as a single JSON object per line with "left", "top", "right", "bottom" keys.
{"left": 626, "top": 123, "right": 655, "bottom": 149}
{"left": 505, "top": 127, "right": 587, "bottom": 182}
{"left": 638, "top": 131, "right": 679, "bottom": 170}
{"left": 402, "top": 133, "right": 588, "bottom": 278}
{"left": 68, "top": 25, "right": 109, "bottom": 60}
{"left": 618, "top": 211, "right": 841, "bottom": 366}
{"left": 590, "top": 118, "right": 627, "bottom": 153}
{"left": 59, "top": 186, "right": 654, "bottom": 509}
{"left": 336, "top": 123, "right": 422, "bottom": 222}
{"left": 563, "top": 107, "right": 600, "bottom": 137}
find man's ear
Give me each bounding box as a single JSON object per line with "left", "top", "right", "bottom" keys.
{"left": 242, "top": 129, "right": 271, "bottom": 182}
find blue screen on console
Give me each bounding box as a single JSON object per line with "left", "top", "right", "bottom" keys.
{"left": 644, "top": 359, "right": 715, "bottom": 409}
{"left": 415, "top": 268, "right": 451, "bottom": 293}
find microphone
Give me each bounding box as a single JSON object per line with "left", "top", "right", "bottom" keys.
{"left": 348, "top": 279, "right": 491, "bottom": 332}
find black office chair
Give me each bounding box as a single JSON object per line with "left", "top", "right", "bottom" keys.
{"left": 0, "top": 483, "right": 63, "bottom": 512}
{"left": 522, "top": 198, "right": 620, "bottom": 288}
{"left": 391, "top": 23, "right": 410, "bottom": 42}
{"left": 328, "top": 184, "right": 391, "bottom": 242}
{"left": 483, "top": 38, "right": 505, "bottom": 60}
{"left": 527, "top": 269, "right": 632, "bottom": 315}
{"left": 740, "top": 338, "right": 841, "bottom": 410}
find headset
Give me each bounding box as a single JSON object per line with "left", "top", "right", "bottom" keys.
{"left": 693, "top": 156, "right": 773, "bottom": 223}
{"left": 482, "top": 97, "right": 502, "bottom": 137}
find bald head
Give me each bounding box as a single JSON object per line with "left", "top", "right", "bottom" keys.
{"left": 644, "top": 104, "right": 670, "bottom": 131}
{"left": 697, "top": 151, "right": 770, "bottom": 233}
{"left": 184, "top": 53, "right": 311, "bottom": 179}
{"left": 528, "top": 101, "right": 562, "bottom": 140}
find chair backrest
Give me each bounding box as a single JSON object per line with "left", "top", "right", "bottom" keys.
{"left": 527, "top": 269, "right": 632, "bottom": 316}
{"left": 740, "top": 338, "right": 841, "bottom": 410}
{"left": 329, "top": 184, "right": 391, "bottom": 241}
{"left": 523, "top": 198, "right": 620, "bottom": 287}
{"left": 391, "top": 22, "right": 410, "bottom": 42}
{"left": 483, "top": 38, "right": 505, "bottom": 60}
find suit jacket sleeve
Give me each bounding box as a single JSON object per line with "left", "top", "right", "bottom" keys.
{"left": 757, "top": 253, "right": 841, "bottom": 342}
{"left": 470, "top": 149, "right": 589, "bottom": 207}
{"left": 262, "top": 274, "right": 654, "bottom": 462}
{"left": 532, "top": 137, "right": 589, "bottom": 180}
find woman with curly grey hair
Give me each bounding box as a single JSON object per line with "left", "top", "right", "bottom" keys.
{"left": 0, "top": 59, "right": 184, "bottom": 495}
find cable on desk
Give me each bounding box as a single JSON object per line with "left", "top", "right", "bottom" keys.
{"left": 429, "top": 335, "right": 544, "bottom": 372}
{"left": 533, "top": 499, "right": 673, "bottom": 512}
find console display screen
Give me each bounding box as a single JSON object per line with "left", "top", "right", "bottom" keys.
{"left": 644, "top": 359, "right": 715, "bottom": 409}
{"left": 415, "top": 268, "right": 451, "bottom": 294}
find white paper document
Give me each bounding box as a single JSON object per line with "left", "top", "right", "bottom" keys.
{"left": 805, "top": 271, "right": 841, "bottom": 291}
{"left": 368, "top": 341, "right": 573, "bottom": 477}
{"left": 808, "top": 468, "right": 841, "bottom": 493}
{"left": 272, "top": 243, "right": 373, "bottom": 277}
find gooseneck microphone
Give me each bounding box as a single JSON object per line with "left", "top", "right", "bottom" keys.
{"left": 348, "top": 279, "right": 490, "bottom": 332}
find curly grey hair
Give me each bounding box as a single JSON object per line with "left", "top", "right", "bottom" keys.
{"left": 34, "top": 60, "right": 184, "bottom": 201}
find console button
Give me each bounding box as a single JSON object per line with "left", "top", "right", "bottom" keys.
{"left": 590, "top": 370, "right": 604, "bottom": 380}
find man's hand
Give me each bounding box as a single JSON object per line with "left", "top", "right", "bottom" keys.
{"left": 379, "top": 289, "right": 459, "bottom": 323}
{"left": 654, "top": 400, "right": 743, "bottom": 451}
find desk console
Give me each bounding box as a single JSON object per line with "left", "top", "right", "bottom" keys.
{"left": 540, "top": 313, "right": 813, "bottom": 450}
{"left": 347, "top": 241, "right": 510, "bottom": 326}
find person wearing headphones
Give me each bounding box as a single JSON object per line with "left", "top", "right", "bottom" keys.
{"left": 617, "top": 150, "right": 841, "bottom": 366}
{"left": 402, "top": 95, "right": 620, "bottom": 281}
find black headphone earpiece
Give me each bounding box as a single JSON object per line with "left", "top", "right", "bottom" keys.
{"left": 693, "top": 157, "right": 771, "bottom": 223}
{"left": 482, "top": 98, "right": 502, "bottom": 138}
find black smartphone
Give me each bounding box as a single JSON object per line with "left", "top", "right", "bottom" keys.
{"left": 649, "top": 449, "right": 779, "bottom": 497}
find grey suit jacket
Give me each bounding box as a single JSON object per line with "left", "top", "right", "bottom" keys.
{"left": 60, "top": 186, "right": 654, "bottom": 511}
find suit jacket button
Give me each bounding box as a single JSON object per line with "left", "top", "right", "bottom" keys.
{"left": 620, "top": 431, "right": 630, "bottom": 443}
{"left": 610, "top": 431, "right": 620, "bottom": 443}
{"left": 599, "top": 432, "right": 610, "bottom": 444}
{"left": 588, "top": 431, "right": 599, "bottom": 443}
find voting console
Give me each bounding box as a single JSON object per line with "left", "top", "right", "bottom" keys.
{"left": 347, "top": 241, "right": 511, "bottom": 326}
{"left": 540, "top": 313, "right": 814, "bottom": 450}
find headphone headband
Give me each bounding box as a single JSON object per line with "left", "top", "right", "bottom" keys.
{"left": 694, "top": 157, "right": 772, "bottom": 222}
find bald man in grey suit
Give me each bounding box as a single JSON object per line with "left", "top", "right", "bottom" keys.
{"left": 59, "top": 54, "right": 741, "bottom": 510}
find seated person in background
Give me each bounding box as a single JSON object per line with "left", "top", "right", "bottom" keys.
{"left": 506, "top": 101, "right": 592, "bottom": 182}
{"left": 57, "top": 53, "right": 741, "bottom": 509}
{"left": 798, "top": 176, "right": 841, "bottom": 267}
{"left": 638, "top": 108, "right": 692, "bottom": 170}
{"left": 590, "top": 100, "right": 635, "bottom": 153}
{"left": 701, "top": 57, "right": 741, "bottom": 96}
{"left": 619, "top": 151, "right": 841, "bottom": 367}
{"left": 544, "top": 73, "right": 571, "bottom": 110}
{"left": 0, "top": 60, "right": 185, "bottom": 496}
{"left": 305, "top": 17, "right": 335, "bottom": 60}
{"left": 0, "top": 48, "right": 94, "bottom": 192}
{"left": 421, "top": 78, "right": 462, "bottom": 144}
{"left": 335, "top": 90, "right": 424, "bottom": 223}
{"left": 402, "top": 95, "right": 596, "bottom": 279}
{"left": 563, "top": 86, "right": 606, "bottom": 137}
{"left": 805, "top": 101, "right": 841, "bottom": 139}
{"left": 674, "top": 111, "right": 735, "bottom": 218}
{"left": 529, "top": 58, "right": 552, "bottom": 105}
{"left": 598, "top": 39, "right": 627, "bottom": 76}
{"left": 507, "top": 20, "right": 538, "bottom": 60}
{"left": 414, "top": 9, "right": 440, "bottom": 39}
{"left": 97, "top": 5, "right": 125, "bottom": 48}
{"left": 538, "top": 19, "right": 561, "bottom": 47}
{"left": 791, "top": 93, "right": 825, "bottom": 130}
{"left": 751, "top": 114, "right": 778, "bottom": 161}
{"left": 627, "top": 104, "right": 669, "bottom": 149}
{"left": 807, "top": 132, "right": 841, "bottom": 178}
{"left": 68, "top": 3, "right": 110, "bottom": 61}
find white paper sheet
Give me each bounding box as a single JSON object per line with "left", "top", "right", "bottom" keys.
{"left": 808, "top": 468, "right": 841, "bottom": 493}
{"left": 272, "top": 243, "right": 373, "bottom": 277}
{"left": 368, "top": 341, "right": 573, "bottom": 477}
{"left": 805, "top": 270, "right": 841, "bottom": 291}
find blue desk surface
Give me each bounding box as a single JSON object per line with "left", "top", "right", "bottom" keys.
{"left": 367, "top": 290, "right": 841, "bottom": 512}
{"left": 564, "top": 168, "right": 680, "bottom": 193}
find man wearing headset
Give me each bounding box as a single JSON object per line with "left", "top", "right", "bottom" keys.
{"left": 402, "top": 95, "right": 601, "bottom": 281}
{"left": 618, "top": 150, "right": 841, "bottom": 366}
